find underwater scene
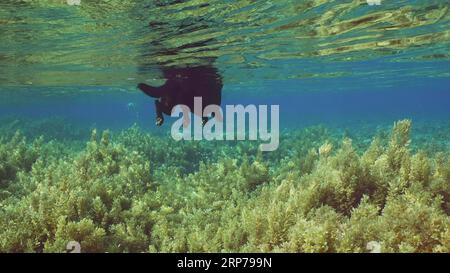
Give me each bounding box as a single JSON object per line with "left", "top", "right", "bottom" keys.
{"left": 0, "top": 0, "right": 449, "bottom": 253}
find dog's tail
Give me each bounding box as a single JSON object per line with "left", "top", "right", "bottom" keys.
{"left": 137, "top": 83, "right": 165, "bottom": 98}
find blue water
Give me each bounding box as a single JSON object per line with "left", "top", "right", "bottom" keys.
{"left": 0, "top": 0, "right": 449, "bottom": 137}
{"left": 1, "top": 75, "right": 448, "bottom": 133}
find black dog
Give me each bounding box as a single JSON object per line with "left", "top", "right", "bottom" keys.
{"left": 137, "top": 65, "right": 222, "bottom": 126}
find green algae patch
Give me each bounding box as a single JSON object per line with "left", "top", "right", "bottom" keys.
{"left": 0, "top": 119, "right": 449, "bottom": 253}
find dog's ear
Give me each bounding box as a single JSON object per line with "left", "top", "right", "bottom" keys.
{"left": 137, "top": 83, "right": 165, "bottom": 98}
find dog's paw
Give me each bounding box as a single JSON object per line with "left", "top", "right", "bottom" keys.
{"left": 156, "top": 117, "right": 164, "bottom": 126}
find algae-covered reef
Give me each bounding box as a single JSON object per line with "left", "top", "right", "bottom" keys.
{"left": 0, "top": 119, "right": 449, "bottom": 253}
